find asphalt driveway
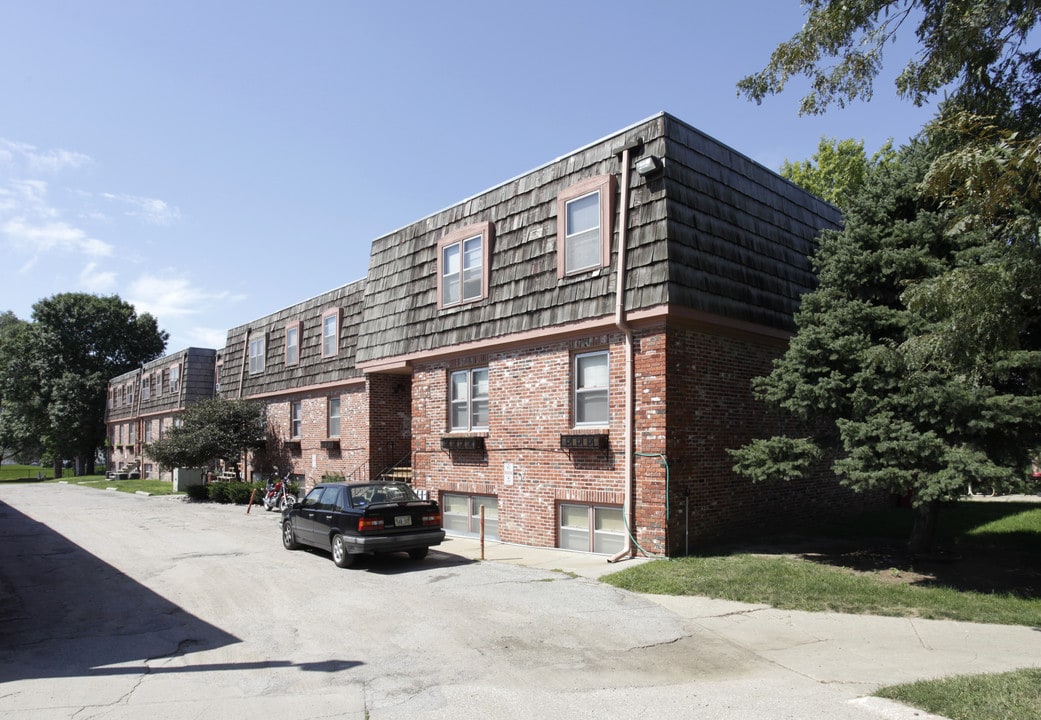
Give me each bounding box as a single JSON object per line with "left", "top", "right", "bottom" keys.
{"left": 1, "top": 482, "right": 1038, "bottom": 720}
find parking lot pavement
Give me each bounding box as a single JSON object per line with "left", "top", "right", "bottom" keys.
{"left": 1, "top": 483, "right": 1039, "bottom": 720}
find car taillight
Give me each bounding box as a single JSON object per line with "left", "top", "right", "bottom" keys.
{"left": 421, "top": 512, "right": 441, "bottom": 527}
{"left": 358, "top": 517, "right": 384, "bottom": 532}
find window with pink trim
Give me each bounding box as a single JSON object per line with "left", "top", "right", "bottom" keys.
{"left": 285, "top": 321, "right": 302, "bottom": 365}
{"left": 321, "top": 309, "right": 341, "bottom": 358}
{"left": 437, "top": 221, "right": 493, "bottom": 309}
{"left": 556, "top": 174, "right": 615, "bottom": 278}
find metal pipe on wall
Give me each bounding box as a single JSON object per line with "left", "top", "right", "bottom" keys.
{"left": 608, "top": 140, "right": 638, "bottom": 564}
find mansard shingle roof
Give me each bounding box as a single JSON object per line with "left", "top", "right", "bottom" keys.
{"left": 355, "top": 113, "right": 840, "bottom": 366}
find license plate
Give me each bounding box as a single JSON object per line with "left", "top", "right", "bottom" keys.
{"left": 394, "top": 515, "right": 412, "bottom": 527}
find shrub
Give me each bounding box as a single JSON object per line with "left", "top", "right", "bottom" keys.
{"left": 207, "top": 482, "right": 230, "bottom": 504}
{"left": 223, "top": 482, "right": 256, "bottom": 505}
{"left": 185, "top": 484, "right": 209, "bottom": 502}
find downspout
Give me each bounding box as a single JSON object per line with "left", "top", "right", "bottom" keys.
{"left": 237, "top": 328, "right": 251, "bottom": 479}
{"left": 237, "top": 328, "right": 251, "bottom": 400}
{"left": 608, "top": 140, "right": 639, "bottom": 563}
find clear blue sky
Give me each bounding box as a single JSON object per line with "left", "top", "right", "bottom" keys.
{"left": 0, "top": 1, "right": 936, "bottom": 352}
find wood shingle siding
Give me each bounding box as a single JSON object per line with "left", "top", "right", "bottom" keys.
{"left": 661, "top": 116, "right": 840, "bottom": 331}
{"left": 356, "top": 112, "right": 838, "bottom": 368}
{"left": 221, "top": 279, "right": 366, "bottom": 399}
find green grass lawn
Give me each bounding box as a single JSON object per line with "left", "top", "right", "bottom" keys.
{"left": 0, "top": 463, "right": 54, "bottom": 481}
{"left": 52, "top": 475, "right": 181, "bottom": 495}
{"left": 877, "top": 668, "right": 1041, "bottom": 720}
{"left": 602, "top": 500, "right": 1041, "bottom": 720}
{"left": 1, "top": 465, "right": 179, "bottom": 496}
{"left": 603, "top": 501, "right": 1041, "bottom": 624}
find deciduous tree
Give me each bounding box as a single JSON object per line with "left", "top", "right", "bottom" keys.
{"left": 0, "top": 294, "right": 167, "bottom": 475}
{"left": 781, "top": 136, "right": 897, "bottom": 210}
{"left": 146, "top": 398, "right": 266, "bottom": 472}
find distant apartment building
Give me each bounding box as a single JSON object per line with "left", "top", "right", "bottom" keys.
{"left": 105, "top": 347, "right": 217, "bottom": 480}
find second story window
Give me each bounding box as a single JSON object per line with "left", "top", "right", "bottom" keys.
{"left": 557, "top": 175, "right": 614, "bottom": 278}
{"left": 290, "top": 401, "right": 302, "bottom": 438}
{"left": 449, "top": 367, "right": 489, "bottom": 432}
{"left": 249, "top": 335, "right": 266, "bottom": 374}
{"left": 141, "top": 376, "right": 150, "bottom": 401}
{"left": 285, "top": 322, "right": 301, "bottom": 365}
{"left": 322, "top": 310, "right": 340, "bottom": 358}
{"left": 169, "top": 364, "right": 180, "bottom": 393}
{"left": 437, "top": 222, "right": 493, "bottom": 309}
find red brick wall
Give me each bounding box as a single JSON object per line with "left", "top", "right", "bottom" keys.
{"left": 405, "top": 321, "right": 886, "bottom": 557}
{"left": 410, "top": 328, "right": 670, "bottom": 554}
{"left": 664, "top": 323, "right": 885, "bottom": 554}
{"left": 258, "top": 385, "right": 370, "bottom": 489}
{"left": 366, "top": 374, "right": 412, "bottom": 475}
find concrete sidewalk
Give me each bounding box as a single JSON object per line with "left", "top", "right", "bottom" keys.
{"left": 441, "top": 533, "right": 1041, "bottom": 720}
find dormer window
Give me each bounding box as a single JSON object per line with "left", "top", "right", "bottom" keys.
{"left": 437, "top": 222, "right": 493, "bottom": 309}
{"left": 557, "top": 175, "right": 615, "bottom": 278}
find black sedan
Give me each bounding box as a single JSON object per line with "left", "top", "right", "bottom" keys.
{"left": 281, "top": 481, "right": 445, "bottom": 568}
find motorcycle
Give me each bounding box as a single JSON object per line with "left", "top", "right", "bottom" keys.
{"left": 262, "top": 475, "right": 297, "bottom": 512}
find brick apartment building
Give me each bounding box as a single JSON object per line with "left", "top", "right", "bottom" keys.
{"left": 105, "top": 347, "right": 217, "bottom": 480}
{"left": 112, "top": 112, "right": 881, "bottom": 556}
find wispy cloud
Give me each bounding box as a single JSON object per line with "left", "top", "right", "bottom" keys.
{"left": 3, "top": 217, "right": 114, "bottom": 259}
{"left": 125, "top": 272, "right": 245, "bottom": 320}
{"left": 0, "top": 138, "right": 92, "bottom": 174}
{"left": 124, "top": 272, "right": 245, "bottom": 350}
{"left": 79, "top": 261, "right": 118, "bottom": 294}
{"left": 101, "top": 192, "right": 181, "bottom": 226}
{"left": 0, "top": 137, "right": 178, "bottom": 281}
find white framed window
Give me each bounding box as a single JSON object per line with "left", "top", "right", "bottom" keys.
{"left": 322, "top": 309, "right": 340, "bottom": 358}
{"left": 437, "top": 222, "right": 493, "bottom": 309}
{"left": 559, "top": 503, "right": 625, "bottom": 554}
{"left": 128, "top": 423, "right": 136, "bottom": 444}
{"left": 141, "top": 376, "right": 150, "bottom": 400}
{"left": 144, "top": 422, "right": 152, "bottom": 443}
{"left": 285, "top": 322, "right": 301, "bottom": 365}
{"left": 449, "top": 367, "right": 489, "bottom": 432}
{"left": 290, "top": 401, "right": 302, "bottom": 438}
{"left": 169, "top": 364, "right": 180, "bottom": 393}
{"left": 328, "top": 396, "right": 341, "bottom": 438}
{"left": 249, "top": 336, "right": 266, "bottom": 374}
{"left": 556, "top": 175, "right": 614, "bottom": 278}
{"left": 442, "top": 493, "right": 499, "bottom": 540}
{"left": 574, "top": 350, "right": 609, "bottom": 426}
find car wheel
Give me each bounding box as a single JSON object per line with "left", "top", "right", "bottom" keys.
{"left": 331, "top": 534, "right": 355, "bottom": 568}
{"left": 408, "top": 547, "right": 429, "bottom": 561}
{"left": 282, "top": 520, "right": 299, "bottom": 550}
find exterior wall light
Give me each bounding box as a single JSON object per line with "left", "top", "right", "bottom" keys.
{"left": 635, "top": 155, "right": 663, "bottom": 177}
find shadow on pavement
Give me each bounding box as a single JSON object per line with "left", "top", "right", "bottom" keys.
{"left": 0, "top": 499, "right": 242, "bottom": 684}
